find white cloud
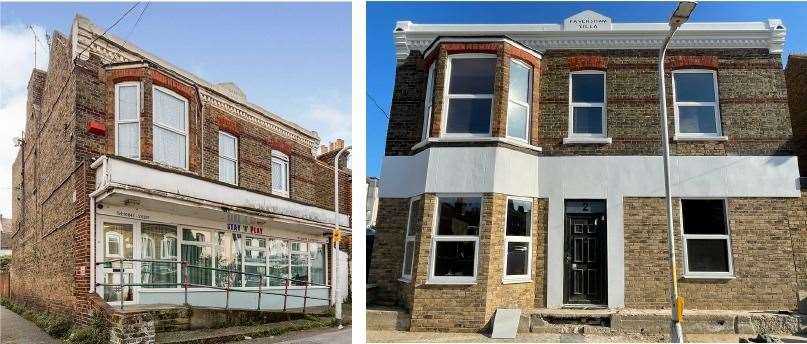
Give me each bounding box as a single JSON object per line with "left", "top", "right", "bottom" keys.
{"left": 0, "top": 24, "right": 48, "bottom": 218}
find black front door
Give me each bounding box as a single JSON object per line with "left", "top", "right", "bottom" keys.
{"left": 563, "top": 200, "right": 607, "bottom": 305}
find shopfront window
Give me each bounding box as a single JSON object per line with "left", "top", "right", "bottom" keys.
{"left": 215, "top": 232, "right": 243, "bottom": 287}
{"left": 291, "top": 242, "right": 309, "bottom": 286}
{"left": 268, "top": 239, "right": 289, "bottom": 286}
{"left": 181, "top": 228, "right": 213, "bottom": 287}
{"left": 309, "top": 243, "right": 326, "bottom": 285}
{"left": 244, "top": 236, "right": 267, "bottom": 287}
{"left": 141, "top": 223, "right": 178, "bottom": 288}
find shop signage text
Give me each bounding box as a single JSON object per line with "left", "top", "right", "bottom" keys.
{"left": 226, "top": 223, "right": 264, "bottom": 235}
{"left": 116, "top": 210, "right": 150, "bottom": 220}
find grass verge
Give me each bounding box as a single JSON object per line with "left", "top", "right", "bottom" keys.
{"left": 1, "top": 297, "right": 110, "bottom": 344}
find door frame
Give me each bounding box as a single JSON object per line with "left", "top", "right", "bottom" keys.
{"left": 562, "top": 199, "right": 608, "bottom": 307}
{"left": 95, "top": 215, "right": 141, "bottom": 305}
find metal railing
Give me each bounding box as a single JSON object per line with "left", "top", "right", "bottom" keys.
{"left": 94, "top": 258, "right": 330, "bottom": 312}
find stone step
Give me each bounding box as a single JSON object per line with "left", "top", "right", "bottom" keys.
{"left": 155, "top": 316, "right": 335, "bottom": 344}
{"left": 366, "top": 307, "right": 411, "bottom": 331}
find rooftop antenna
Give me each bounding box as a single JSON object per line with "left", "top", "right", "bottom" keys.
{"left": 27, "top": 25, "right": 37, "bottom": 69}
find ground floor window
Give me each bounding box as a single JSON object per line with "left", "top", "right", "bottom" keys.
{"left": 400, "top": 196, "right": 422, "bottom": 281}
{"left": 504, "top": 197, "right": 532, "bottom": 282}
{"left": 680, "top": 199, "right": 734, "bottom": 277}
{"left": 99, "top": 220, "right": 326, "bottom": 301}
{"left": 429, "top": 195, "right": 481, "bottom": 284}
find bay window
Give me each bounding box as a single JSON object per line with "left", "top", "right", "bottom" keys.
{"left": 421, "top": 63, "right": 436, "bottom": 140}
{"left": 568, "top": 71, "right": 607, "bottom": 138}
{"left": 681, "top": 199, "right": 734, "bottom": 278}
{"left": 429, "top": 196, "right": 481, "bottom": 284}
{"left": 503, "top": 197, "right": 532, "bottom": 282}
{"left": 153, "top": 86, "right": 188, "bottom": 169}
{"left": 271, "top": 151, "right": 289, "bottom": 197}
{"left": 672, "top": 70, "right": 722, "bottom": 138}
{"left": 115, "top": 82, "right": 141, "bottom": 159}
{"left": 400, "top": 196, "right": 422, "bottom": 281}
{"left": 442, "top": 55, "right": 496, "bottom": 136}
{"left": 218, "top": 131, "right": 238, "bottom": 185}
{"left": 506, "top": 60, "right": 532, "bottom": 141}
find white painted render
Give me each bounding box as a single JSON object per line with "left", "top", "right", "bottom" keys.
{"left": 393, "top": 11, "right": 786, "bottom": 61}
{"left": 93, "top": 156, "right": 350, "bottom": 228}
{"left": 379, "top": 147, "right": 800, "bottom": 307}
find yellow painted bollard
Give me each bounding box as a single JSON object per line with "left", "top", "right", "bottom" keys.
{"left": 675, "top": 296, "right": 685, "bottom": 322}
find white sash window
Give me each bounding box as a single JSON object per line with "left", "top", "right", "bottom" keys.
{"left": 153, "top": 86, "right": 188, "bottom": 169}
{"left": 115, "top": 82, "right": 141, "bottom": 159}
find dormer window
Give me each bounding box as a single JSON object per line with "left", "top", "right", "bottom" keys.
{"left": 152, "top": 86, "right": 188, "bottom": 169}
{"left": 442, "top": 54, "right": 496, "bottom": 137}
{"left": 115, "top": 82, "right": 141, "bottom": 159}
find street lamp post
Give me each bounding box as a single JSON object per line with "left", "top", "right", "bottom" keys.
{"left": 658, "top": 2, "right": 697, "bottom": 343}
{"left": 332, "top": 145, "right": 351, "bottom": 330}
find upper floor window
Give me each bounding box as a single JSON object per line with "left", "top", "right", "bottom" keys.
{"left": 152, "top": 86, "right": 188, "bottom": 169}
{"left": 681, "top": 199, "right": 733, "bottom": 278}
{"left": 115, "top": 82, "right": 141, "bottom": 159}
{"left": 271, "top": 151, "right": 289, "bottom": 197}
{"left": 429, "top": 195, "right": 481, "bottom": 284}
{"left": 506, "top": 60, "right": 532, "bottom": 141}
{"left": 568, "top": 71, "right": 607, "bottom": 137}
{"left": 218, "top": 131, "right": 238, "bottom": 185}
{"left": 442, "top": 55, "right": 496, "bottom": 137}
{"left": 673, "top": 70, "right": 722, "bottom": 138}
{"left": 421, "top": 63, "right": 436, "bottom": 141}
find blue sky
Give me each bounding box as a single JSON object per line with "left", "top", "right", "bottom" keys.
{"left": 0, "top": 2, "right": 351, "bottom": 216}
{"left": 366, "top": 1, "right": 807, "bottom": 177}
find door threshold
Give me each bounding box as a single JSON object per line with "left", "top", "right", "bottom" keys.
{"left": 562, "top": 304, "right": 608, "bottom": 309}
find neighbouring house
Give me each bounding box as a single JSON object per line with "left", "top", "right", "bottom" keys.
{"left": 785, "top": 54, "right": 807, "bottom": 313}
{"left": 9, "top": 14, "right": 351, "bottom": 327}
{"left": 369, "top": 10, "right": 807, "bottom": 332}
{"left": 0, "top": 215, "right": 12, "bottom": 256}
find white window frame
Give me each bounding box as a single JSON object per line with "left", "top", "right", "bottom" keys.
{"left": 671, "top": 69, "right": 723, "bottom": 139}
{"left": 105, "top": 232, "right": 124, "bottom": 258}
{"left": 160, "top": 234, "right": 177, "bottom": 260}
{"left": 271, "top": 151, "right": 290, "bottom": 197}
{"left": 502, "top": 196, "right": 532, "bottom": 283}
{"left": 427, "top": 194, "right": 482, "bottom": 285}
{"left": 441, "top": 54, "right": 497, "bottom": 138}
{"left": 505, "top": 59, "right": 532, "bottom": 143}
{"left": 421, "top": 63, "right": 436, "bottom": 141}
{"left": 567, "top": 70, "right": 607, "bottom": 139}
{"left": 152, "top": 86, "right": 189, "bottom": 170}
{"left": 400, "top": 196, "right": 422, "bottom": 282}
{"left": 115, "top": 81, "right": 141, "bottom": 159}
{"left": 218, "top": 131, "right": 239, "bottom": 185}
{"left": 679, "top": 198, "right": 735, "bottom": 279}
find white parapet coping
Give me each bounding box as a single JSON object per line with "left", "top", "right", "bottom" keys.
{"left": 92, "top": 156, "right": 349, "bottom": 228}
{"left": 394, "top": 10, "right": 786, "bottom": 61}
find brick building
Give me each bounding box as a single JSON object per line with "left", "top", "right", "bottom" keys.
{"left": 369, "top": 11, "right": 806, "bottom": 331}
{"left": 9, "top": 15, "right": 351, "bottom": 324}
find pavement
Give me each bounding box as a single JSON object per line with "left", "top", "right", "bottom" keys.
{"left": 227, "top": 326, "right": 351, "bottom": 344}
{"left": 0, "top": 305, "right": 61, "bottom": 344}
{"left": 366, "top": 330, "right": 750, "bottom": 343}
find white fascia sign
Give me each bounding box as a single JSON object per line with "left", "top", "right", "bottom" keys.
{"left": 564, "top": 10, "right": 613, "bottom": 31}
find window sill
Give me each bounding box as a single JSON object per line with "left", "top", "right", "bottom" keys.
{"left": 425, "top": 279, "right": 477, "bottom": 285}
{"left": 563, "top": 137, "right": 612, "bottom": 145}
{"left": 673, "top": 135, "right": 729, "bottom": 142}
{"left": 682, "top": 273, "right": 735, "bottom": 280}
{"left": 501, "top": 277, "right": 532, "bottom": 285}
{"left": 411, "top": 137, "right": 542, "bottom": 152}
{"left": 398, "top": 277, "right": 412, "bottom": 284}
{"left": 272, "top": 190, "right": 290, "bottom": 198}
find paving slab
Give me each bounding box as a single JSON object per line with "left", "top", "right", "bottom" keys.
{"left": 0, "top": 305, "right": 61, "bottom": 344}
